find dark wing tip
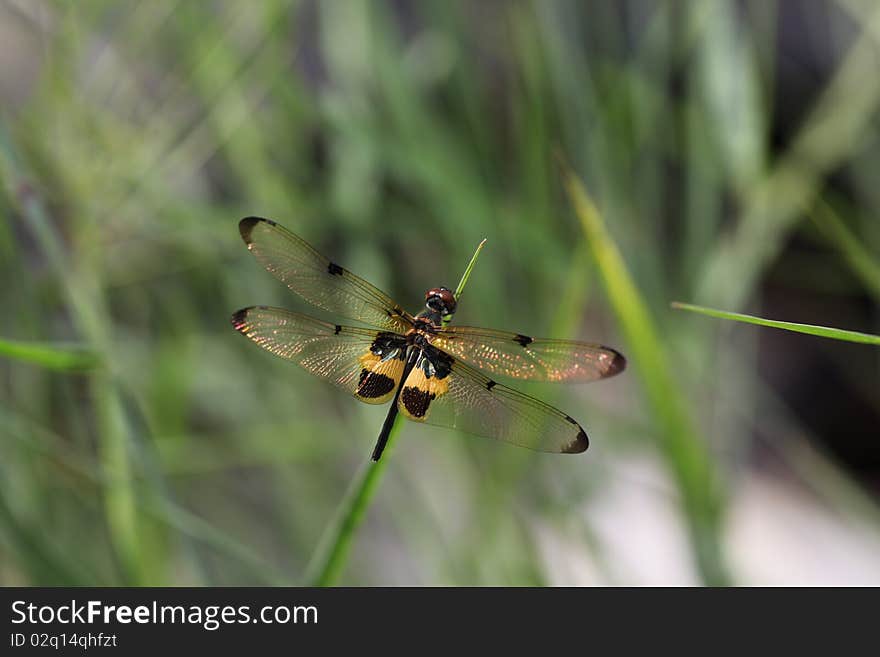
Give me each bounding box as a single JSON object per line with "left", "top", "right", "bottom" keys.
{"left": 230, "top": 307, "right": 251, "bottom": 331}
{"left": 560, "top": 415, "right": 589, "bottom": 453}
{"left": 239, "top": 216, "right": 275, "bottom": 244}
{"left": 603, "top": 348, "right": 627, "bottom": 378}
{"left": 562, "top": 427, "right": 590, "bottom": 454}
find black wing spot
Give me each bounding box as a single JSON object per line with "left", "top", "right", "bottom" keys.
{"left": 239, "top": 216, "right": 275, "bottom": 244}
{"left": 513, "top": 334, "right": 533, "bottom": 347}
{"left": 357, "top": 371, "right": 397, "bottom": 398}
{"left": 334, "top": 324, "right": 342, "bottom": 335}
{"left": 401, "top": 386, "right": 435, "bottom": 418}
{"left": 327, "top": 261, "right": 344, "bottom": 276}
{"left": 486, "top": 380, "right": 497, "bottom": 391}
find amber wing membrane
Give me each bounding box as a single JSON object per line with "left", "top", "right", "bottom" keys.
{"left": 231, "top": 306, "right": 406, "bottom": 404}
{"left": 399, "top": 358, "right": 589, "bottom": 453}
{"left": 429, "top": 326, "right": 626, "bottom": 383}
{"left": 239, "top": 217, "right": 412, "bottom": 333}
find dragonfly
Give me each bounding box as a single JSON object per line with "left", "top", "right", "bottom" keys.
{"left": 231, "top": 217, "right": 626, "bottom": 461}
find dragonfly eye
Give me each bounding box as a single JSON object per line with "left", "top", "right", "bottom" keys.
{"left": 425, "top": 287, "right": 457, "bottom": 316}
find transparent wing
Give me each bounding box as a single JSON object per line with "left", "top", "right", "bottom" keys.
{"left": 240, "top": 217, "right": 413, "bottom": 332}
{"left": 429, "top": 326, "right": 625, "bottom": 383}
{"left": 231, "top": 306, "right": 408, "bottom": 404}
{"left": 398, "top": 355, "right": 588, "bottom": 453}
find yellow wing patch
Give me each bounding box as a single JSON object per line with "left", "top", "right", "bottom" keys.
{"left": 355, "top": 351, "right": 405, "bottom": 404}
{"left": 398, "top": 365, "right": 450, "bottom": 421}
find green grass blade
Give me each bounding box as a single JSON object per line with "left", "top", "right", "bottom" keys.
{"left": 444, "top": 238, "right": 487, "bottom": 326}
{"left": 562, "top": 164, "right": 730, "bottom": 585}
{"left": 671, "top": 302, "right": 880, "bottom": 345}
{"left": 305, "top": 238, "right": 488, "bottom": 586}
{"left": 453, "top": 238, "right": 488, "bottom": 300}
{"left": 0, "top": 337, "right": 101, "bottom": 371}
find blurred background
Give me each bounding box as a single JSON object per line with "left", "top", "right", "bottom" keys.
{"left": 1, "top": 0, "right": 879, "bottom": 586}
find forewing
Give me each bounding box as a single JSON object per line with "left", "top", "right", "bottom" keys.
{"left": 398, "top": 354, "right": 588, "bottom": 453}
{"left": 240, "top": 217, "right": 412, "bottom": 332}
{"left": 231, "top": 306, "right": 407, "bottom": 404}
{"left": 429, "top": 326, "right": 625, "bottom": 383}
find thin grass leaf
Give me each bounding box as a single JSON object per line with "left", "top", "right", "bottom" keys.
{"left": 561, "top": 163, "right": 730, "bottom": 585}
{"left": 671, "top": 302, "right": 880, "bottom": 345}
{"left": 0, "top": 337, "right": 101, "bottom": 371}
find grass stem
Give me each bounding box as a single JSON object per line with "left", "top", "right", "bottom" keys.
{"left": 671, "top": 302, "right": 880, "bottom": 345}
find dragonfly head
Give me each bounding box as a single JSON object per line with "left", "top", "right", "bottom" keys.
{"left": 425, "top": 286, "right": 457, "bottom": 322}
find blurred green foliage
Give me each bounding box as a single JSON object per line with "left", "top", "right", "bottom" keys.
{"left": 1, "top": 0, "right": 878, "bottom": 585}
